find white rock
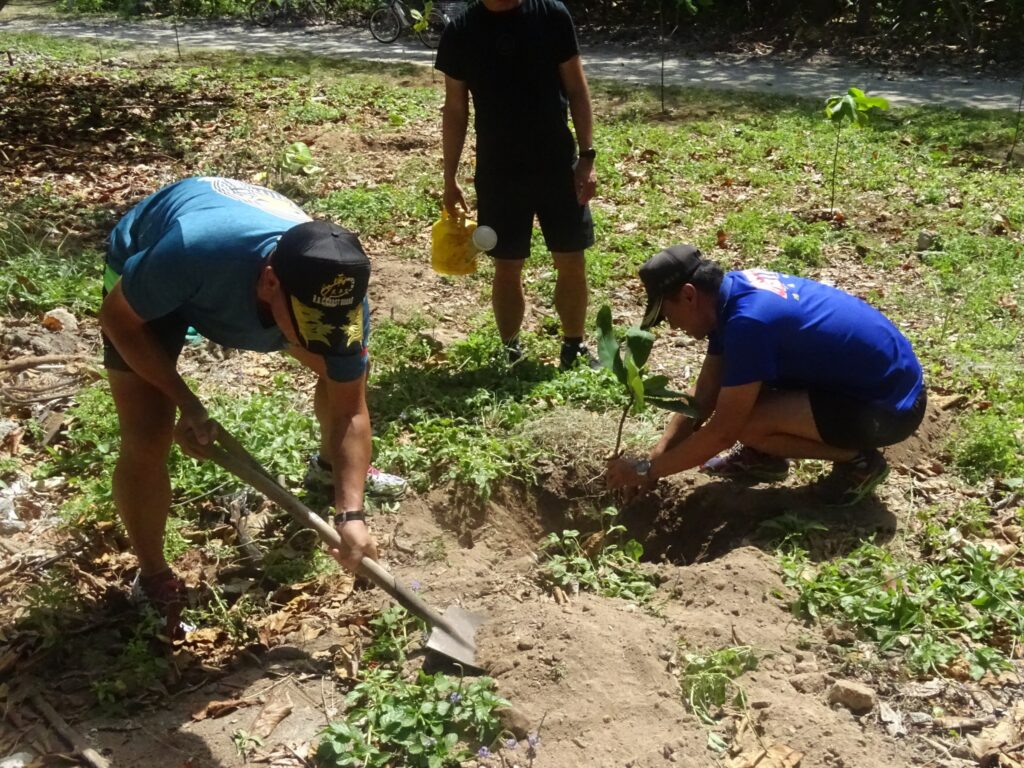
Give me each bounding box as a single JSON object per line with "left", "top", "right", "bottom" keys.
{"left": 42, "top": 307, "right": 78, "bottom": 333}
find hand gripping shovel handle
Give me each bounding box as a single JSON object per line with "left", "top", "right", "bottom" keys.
{"left": 204, "top": 428, "right": 460, "bottom": 636}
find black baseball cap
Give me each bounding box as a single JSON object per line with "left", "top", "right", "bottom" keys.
{"left": 271, "top": 221, "right": 370, "bottom": 355}
{"left": 639, "top": 244, "right": 704, "bottom": 329}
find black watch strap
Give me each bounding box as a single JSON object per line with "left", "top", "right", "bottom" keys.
{"left": 333, "top": 510, "right": 366, "bottom": 525}
{"left": 578, "top": 147, "right": 596, "bottom": 161}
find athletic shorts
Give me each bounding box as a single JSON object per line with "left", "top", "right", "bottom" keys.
{"left": 474, "top": 164, "right": 595, "bottom": 259}
{"left": 100, "top": 286, "right": 190, "bottom": 372}
{"left": 810, "top": 388, "right": 927, "bottom": 450}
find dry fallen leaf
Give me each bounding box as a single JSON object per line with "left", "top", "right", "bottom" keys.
{"left": 192, "top": 698, "right": 253, "bottom": 722}
{"left": 252, "top": 695, "right": 293, "bottom": 742}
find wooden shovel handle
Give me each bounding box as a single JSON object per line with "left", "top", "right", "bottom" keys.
{"left": 204, "top": 429, "right": 453, "bottom": 632}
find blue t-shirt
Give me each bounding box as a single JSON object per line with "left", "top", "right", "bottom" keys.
{"left": 106, "top": 177, "right": 369, "bottom": 382}
{"left": 707, "top": 270, "right": 923, "bottom": 412}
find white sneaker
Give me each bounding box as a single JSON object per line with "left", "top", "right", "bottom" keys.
{"left": 304, "top": 454, "right": 407, "bottom": 500}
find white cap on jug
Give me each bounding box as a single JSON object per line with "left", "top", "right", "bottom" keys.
{"left": 472, "top": 226, "right": 498, "bottom": 251}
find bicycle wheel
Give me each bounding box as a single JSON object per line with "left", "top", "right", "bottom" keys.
{"left": 417, "top": 7, "right": 446, "bottom": 48}
{"left": 249, "top": 0, "right": 279, "bottom": 26}
{"left": 368, "top": 6, "right": 402, "bottom": 43}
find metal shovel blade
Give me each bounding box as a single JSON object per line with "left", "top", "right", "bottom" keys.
{"left": 426, "top": 605, "right": 487, "bottom": 669}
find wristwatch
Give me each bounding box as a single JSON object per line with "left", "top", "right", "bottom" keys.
{"left": 333, "top": 510, "right": 366, "bottom": 525}
{"left": 578, "top": 147, "right": 596, "bottom": 161}
{"left": 634, "top": 458, "right": 652, "bottom": 478}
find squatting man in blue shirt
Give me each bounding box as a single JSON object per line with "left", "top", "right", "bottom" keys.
{"left": 99, "top": 177, "right": 403, "bottom": 636}
{"left": 606, "top": 245, "right": 926, "bottom": 505}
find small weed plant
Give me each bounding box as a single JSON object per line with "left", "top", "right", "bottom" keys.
{"left": 317, "top": 605, "right": 509, "bottom": 766}
{"left": 539, "top": 507, "right": 658, "bottom": 603}
{"left": 679, "top": 645, "right": 759, "bottom": 724}
{"left": 91, "top": 610, "right": 171, "bottom": 709}
{"left": 781, "top": 540, "right": 1024, "bottom": 678}
{"left": 363, "top": 604, "right": 426, "bottom": 665}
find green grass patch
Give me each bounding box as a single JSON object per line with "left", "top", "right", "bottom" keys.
{"left": 0, "top": 215, "right": 101, "bottom": 316}
{"left": 781, "top": 540, "right": 1024, "bottom": 678}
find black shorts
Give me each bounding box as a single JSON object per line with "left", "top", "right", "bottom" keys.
{"left": 101, "top": 289, "right": 190, "bottom": 372}
{"left": 810, "top": 388, "right": 927, "bottom": 450}
{"left": 474, "top": 164, "right": 595, "bottom": 259}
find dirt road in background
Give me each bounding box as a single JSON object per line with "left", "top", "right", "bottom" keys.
{"left": 2, "top": 2, "right": 1022, "bottom": 109}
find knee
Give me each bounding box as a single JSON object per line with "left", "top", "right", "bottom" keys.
{"left": 553, "top": 254, "right": 585, "bottom": 277}
{"left": 493, "top": 262, "right": 524, "bottom": 286}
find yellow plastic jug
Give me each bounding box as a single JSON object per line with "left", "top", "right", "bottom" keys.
{"left": 431, "top": 209, "right": 479, "bottom": 276}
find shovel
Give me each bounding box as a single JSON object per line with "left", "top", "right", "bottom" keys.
{"left": 203, "top": 425, "right": 484, "bottom": 670}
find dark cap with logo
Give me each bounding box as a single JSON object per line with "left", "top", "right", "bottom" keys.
{"left": 639, "top": 244, "right": 704, "bottom": 329}
{"left": 272, "top": 221, "right": 370, "bottom": 354}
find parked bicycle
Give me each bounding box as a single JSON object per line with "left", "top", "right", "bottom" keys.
{"left": 368, "top": 0, "right": 456, "bottom": 49}
{"left": 249, "top": 0, "right": 327, "bottom": 27}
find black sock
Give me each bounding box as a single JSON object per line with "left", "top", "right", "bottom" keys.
{"left": 562, "top": 336, "right": 583, "bottom": 347}
{"left": 503, "top": 334, "right": 521, "bottom": 348}
{"left": 316, "top": 454, "right": 332, "bottom": 470}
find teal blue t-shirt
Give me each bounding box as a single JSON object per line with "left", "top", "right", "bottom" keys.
{"left": 106, "top": 177, "right": 369, "bottom": 382}
{"left": 707, "top": 270, "right": 923, "bottom": 412}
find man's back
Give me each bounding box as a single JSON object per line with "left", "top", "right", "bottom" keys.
{"left": 106, "top": 177, "right": 311, "bottom": 352}
{"left": 711, "top": 269, "right": 923, "bottom": 411}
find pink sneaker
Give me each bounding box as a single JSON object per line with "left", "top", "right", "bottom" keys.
{"left": 702, "top": 444, "right": 790, "bottom": 483}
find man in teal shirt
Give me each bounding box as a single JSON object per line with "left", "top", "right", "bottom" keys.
{"left": 102, "top": 177, "right": 383, "bottom": 635}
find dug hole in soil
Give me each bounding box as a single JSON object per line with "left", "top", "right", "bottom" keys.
{"left": 340, "top": 405, "right": 950, "bottom": 768}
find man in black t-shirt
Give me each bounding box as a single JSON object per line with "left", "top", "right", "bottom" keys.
{"left": 435, "top": 0, "right": 598, "bottom": 370}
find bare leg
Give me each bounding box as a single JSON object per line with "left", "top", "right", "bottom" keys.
{"left": 492, "top": 258, "right": 526, "bottom": 343}
{"left": 108, "top": 369, "right": 176, "bottom": 577}
{"left": 552, "top": 250, "right": 587, "bottom": 339}
{"left": 738, "top": 389, "right": 858, "bottom": 462}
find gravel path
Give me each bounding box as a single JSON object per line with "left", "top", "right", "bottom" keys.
{"left": 2, "top": 9, "right": 1022, "bottom": 110}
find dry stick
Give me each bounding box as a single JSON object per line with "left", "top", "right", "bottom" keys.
{"left": 29, "top": 692, "right": 110, "bottom": 768}
{"left": 0, "top": 354, "right": 97, "bottom": 375}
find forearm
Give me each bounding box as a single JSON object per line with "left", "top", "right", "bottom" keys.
{"left": 649, "top": 421, "right": 735, "bottom": 481}
{"left": 567, "top": 84, "right": 593, "bottom": 150}
{"left": 652, "top": 412, "right": 698, "bottom": 458}
{"left": 327, "top": 407, "right": 372, "bottom": 512}
{"left": 569, "top": 94, "right": 593, "bottom": 151}
{"left": 441, "top": 104, "right": 468, "bottom": 183}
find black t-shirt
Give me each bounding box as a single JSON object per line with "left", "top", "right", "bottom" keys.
{"left": 435, "top": 0, "right": 579, "bottom": 172}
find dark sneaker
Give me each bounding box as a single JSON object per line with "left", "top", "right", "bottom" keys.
{"left": 131, "top": 569, "right": 187, "bottom": 640}
{"left": 304, "top": 453, "right": 408, "bottom": 500}
{"left": 829, "top": 449, "right": 890, "bottom": 506}
{"left": 702, "top": 444, "right": 790, "bottom": 483}
{"left": 303, "top": 453, "right": 333, "bottom": 495}
{"left": 559, "top": 341, "right": 600, "bottom": 371}
{"left": 504, "top": 338, "right": 523, "bottom": 365}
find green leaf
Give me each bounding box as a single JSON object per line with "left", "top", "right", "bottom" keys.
{"left": 595, "top": 305, "right": 628, "bottom": 384}
{"left": 624, "top": 353, "right": 645, "bottom": 411}
{"left": 647, "top": 396, "right": 701, "bottom": 418}
{"left": 642, "top": 375, "right": 671, "bottom": 393}
{"left": 624, "top": 327, "right": 656, "bottom": 369}
{"left": 622, "top": 539, "right": 644, "bottom": 561}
